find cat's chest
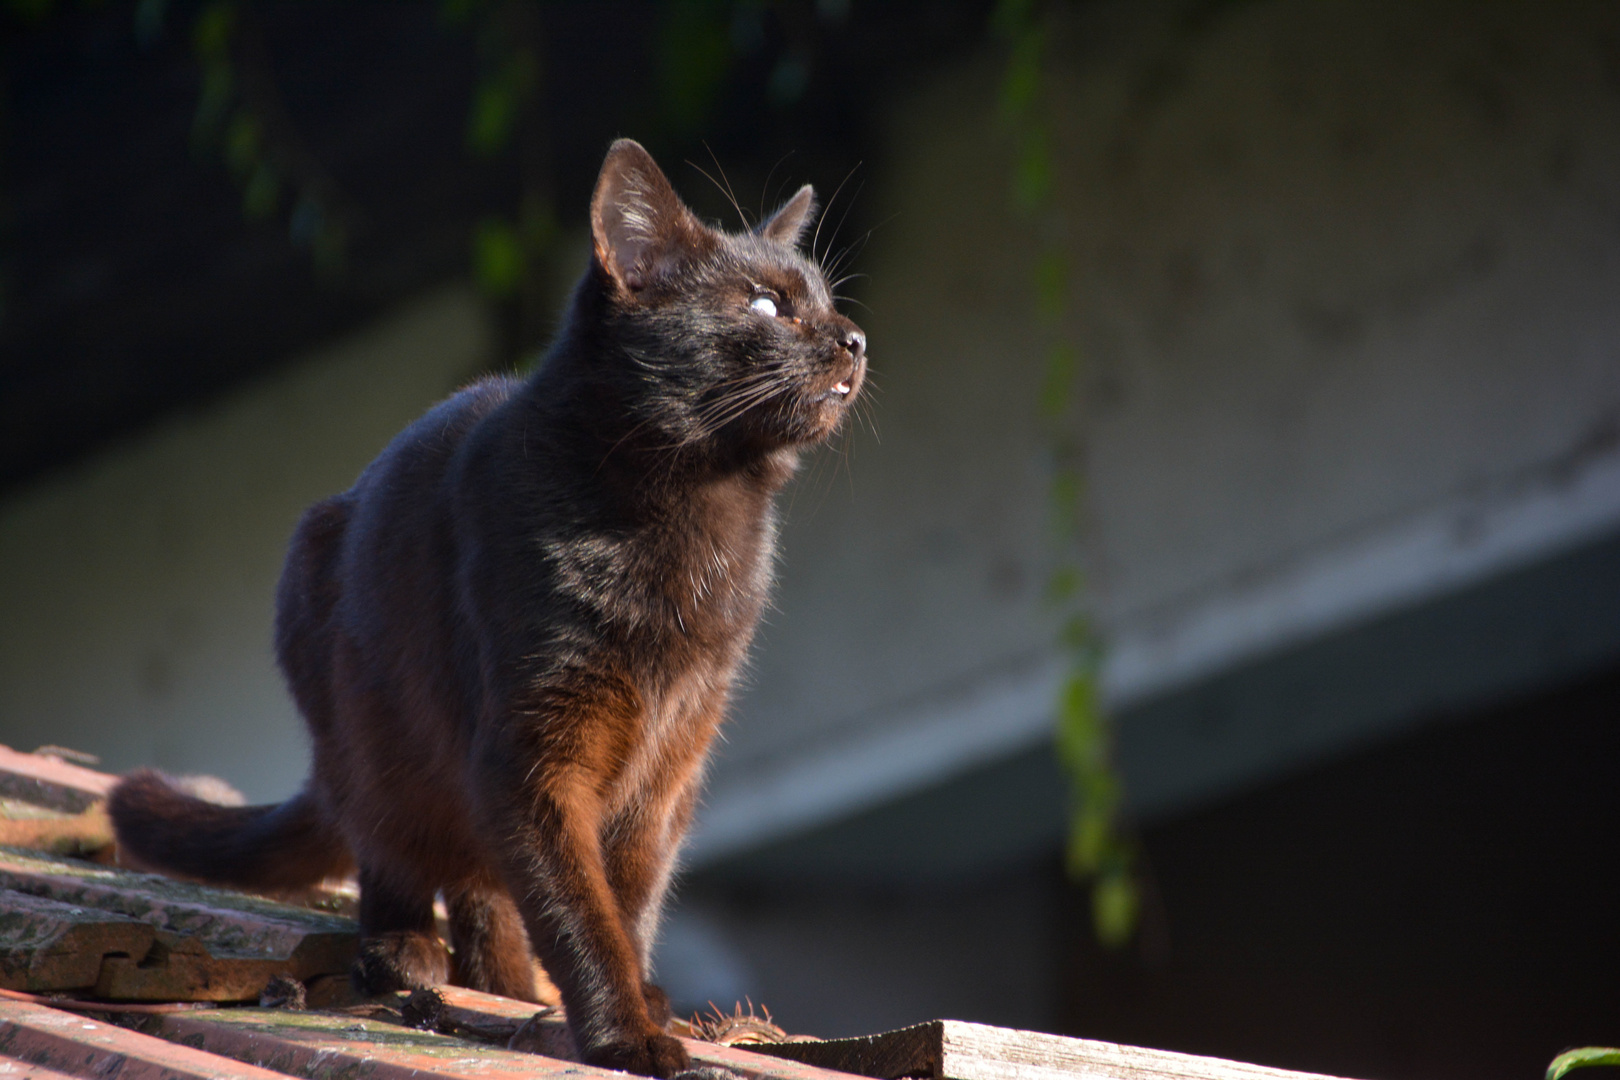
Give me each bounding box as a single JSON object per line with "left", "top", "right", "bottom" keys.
{"left": 541, "top": 497, "right": 776, "bottom": 642}
{"left": 649, "top": 508, "right": 776, "bottom": 641}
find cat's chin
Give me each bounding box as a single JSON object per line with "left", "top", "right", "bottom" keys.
{"left": 798, "top": 406, "right": 852, "bottom": 445}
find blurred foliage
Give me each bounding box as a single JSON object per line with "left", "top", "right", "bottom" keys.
{"left": 1549, "top": 1050, "right": 1620, "bottom": 1080}
{"left": 446, "top": 0, "right": 553, "bottom": 319}
{"left": 996, "top": 0, "right": 1139, "bottom": 948}
{"left": 182, "top": 0, "right": 350, "bottom": 277}
{"left": 659, "top": 0, "right": 735, "bottom": 133}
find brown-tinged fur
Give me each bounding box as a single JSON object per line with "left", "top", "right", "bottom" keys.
{"left": 108, "top": 140, "right": 865, "bottom": 1078}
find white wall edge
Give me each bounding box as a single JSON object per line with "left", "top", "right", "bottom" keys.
{"left": 1102, "top": 434, "right": 1620, "bottom": 706}
{"left": 690, "top": 437, "right": 1620, "bottom": 865}
{"left": 687, "top": 654, "right": 1067, "bottom": 865}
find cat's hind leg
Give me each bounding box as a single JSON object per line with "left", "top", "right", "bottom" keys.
{"left": 352, "top": 865, "right": 450, "bottom": 996}
{"left": 445, "top": 879, "right": 541, "bottom": 1002}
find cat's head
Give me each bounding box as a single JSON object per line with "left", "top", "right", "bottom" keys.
{"left": 585, "top": 139, "right": 866, "bottom": 456}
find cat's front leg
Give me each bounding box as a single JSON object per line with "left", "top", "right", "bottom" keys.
{"left": 603, "top": 772, "right": 707, "bottom": 1028}
{"left": 481, "top": 732, "right": 690, "bottom": 1078}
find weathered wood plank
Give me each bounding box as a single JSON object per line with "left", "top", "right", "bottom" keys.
{"left": 0, "top": 804, "right": 113, "bottom": 861}
{"left": 0, "top": 998, "right": 287, "bottom": 1079}
{"left": 750, "top": 1020, "right": 1364, "bottom": 1080}
{"left": 0, "top": 847, "right": 356, "bottom": 1000}
{"left": 137, "top": 1005, "right": 617, "bottom": 1079}
{"left": 421, "top": 985, "right": 873, "bottom": 1080}
{"left": 0, "top": 890, "right": 155, "bottom": 993}
{"left": 0, "top": 749, "right": 114, "bottom": 816}
{"left": 0, "top": 1052, "right": 81, "bottom": 1078}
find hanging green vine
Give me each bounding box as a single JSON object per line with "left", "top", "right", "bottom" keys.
{"left": 186, "top": 0, "right": 352, "bottom": 278}
{"left": 994, "top": 0, "right": 1139, "bottom": 949}
{"left": 445, "top": 0, "right": 555, "bottom": 318}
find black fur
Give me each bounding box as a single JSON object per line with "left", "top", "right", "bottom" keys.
{"left": 108, "top": 139, "right": 866, "bottom": 1078}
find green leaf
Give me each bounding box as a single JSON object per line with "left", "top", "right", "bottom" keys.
{"left": 990, "top": 0, "right": 1036, "bottom": 41}
{"left": 1013, "top": 126, "right": 1052, "bottom": 211}
{"left": 1066, "top": 807, "right": 1108, "bottom": 875}
{"left": 1036, "top": 251, "right": 1067, "bottom": 320}
{"left": 659, "top": 0, "right": 733, "bottom": 133}
{"left": 467, "top": 84, "right": 513, "bottom": 156}
{"left": 1548, "top": 1049, "right": 1620, "bottom": 1080}
{"left": 1039, "top": 342, "right": 1078, "bottom": 419}
{"left": 224, "top": 112, "right": 260, "bottom": 176}
{"left": 999, "top": 27, "right": 1042, "bottom": 120}
{"left": 242, "top": 163, "right": 278, "bottom": 219}
{"left": 467, "top": 50, "right": 537, "bottom": 156}
{"left": 1055, "top": 672, "right": 1103, "bottom": 773}
{"left": 192, "top": 0, "right": 234, "bottom": 58}
{"left": 520, "top": 194, "right": 557, "bottom": 252}
{"left": 1049, "top": 467, "right": 1082, "bottom": 530}
{"left": 193, "top": 66, "right": 233, "bottom": 142}
{"left": 1092, "top": 870, "right": 1139, "bottom": 948}
{"left": 474, "top": 218, "right": 526, "bottom": 298}
{"left": 1081, "top": 769, "right": 1120, "bottom": 816}
{"left": 1058, "top": 614, "right": 1095, "bottom": 657}
{"left": 1045, "top": 565, "right": 1081, "bottom": 603}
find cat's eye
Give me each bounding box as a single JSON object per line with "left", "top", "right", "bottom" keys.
{"left": 749, "top": 295, "right": 778, "bottom": 318}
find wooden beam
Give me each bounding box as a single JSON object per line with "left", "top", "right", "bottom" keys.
{"left": 136, "top": 1005, "right": 613, "bottom": 1079}
{"left": 0, "top": 803, "right": 114, "bottom": 859}
{"left": 0, "top": 888, "right": 156, "bottom": 992}
{"left": 402, "top": 985, "right": 872, "bottom": 1080}
{"left": 0, "top": 998, "right": 288, "bottom": 1079}
{"left": 749, "top": 1020, "right": 1365, "bottom": 1080}
{"left": 0, "top": 746, "right": 115, "bottom": 815}
{"left": 0, "top": 846, "right": 356, "bottom": 999}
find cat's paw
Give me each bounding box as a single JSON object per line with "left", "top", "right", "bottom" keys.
{"left": 351, "top": 931, "right": 451, "bottom": 997}
{"left": 642, "top": 981, "right": 673, "bottom": 1027}
{"left": 584, "top": 1031, "right": 691, "bottom": 1078}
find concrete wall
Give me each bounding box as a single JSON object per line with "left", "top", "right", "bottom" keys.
{"left": 0, "top": 287, "right": 491, "bottom": 800}
{"left": 693, "top": 0, "right": 1620, "bottom": 860}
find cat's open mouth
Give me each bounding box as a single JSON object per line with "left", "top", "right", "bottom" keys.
{"left": 820, "top": 363, "right": 860, "bottom": 402}
{"left": 816, "top": 379, "right": 853, "bottom": 404}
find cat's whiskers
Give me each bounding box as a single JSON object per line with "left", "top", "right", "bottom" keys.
{"left": 823, "top": 212, "right": 893, "bottom": 290}
{"left": 757, "top": 150, "right": 797, "bottom": 225}
{"left": 691, "top": 144, "right": 750, "bottom": 229}
{"left": 632, "top": 372, "right": 794, "bottom": 485}
{"left": 813, "top": 164, "right": 862, "bottom": 266}
{"left": 688, "top": 378, "right": 795, "bottom": 439}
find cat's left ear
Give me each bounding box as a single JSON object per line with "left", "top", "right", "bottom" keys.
{"left": 591, "top": 139, "right": 709, "bottom": 291}
{"left": 757, "top": 185, "right": 818, "bottom": 248}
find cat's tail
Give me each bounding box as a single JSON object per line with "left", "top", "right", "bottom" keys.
{"left": 108, "top": 771, "right": 353, "bottom": 891}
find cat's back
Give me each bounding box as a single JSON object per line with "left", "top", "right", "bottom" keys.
{"left": 358, "top": 374, "right": 523, "bottom": 503}
{"left": 332, "top": 374, "right": 526, "bottom": 634}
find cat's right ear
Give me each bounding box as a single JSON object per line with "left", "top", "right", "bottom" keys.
{"left": 758, "top": 185, "right": 817, "bottom": 248}
{"left": 591, "top": 139, "right": 707, "bottom": 292}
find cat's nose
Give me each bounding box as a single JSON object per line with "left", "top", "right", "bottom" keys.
{"left": 841, "top": 329, "right": 866, "bottom": 360}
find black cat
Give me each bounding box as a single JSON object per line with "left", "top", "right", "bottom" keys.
{"left": 110, "top": 138, "right": 866, "bottom": 1078}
